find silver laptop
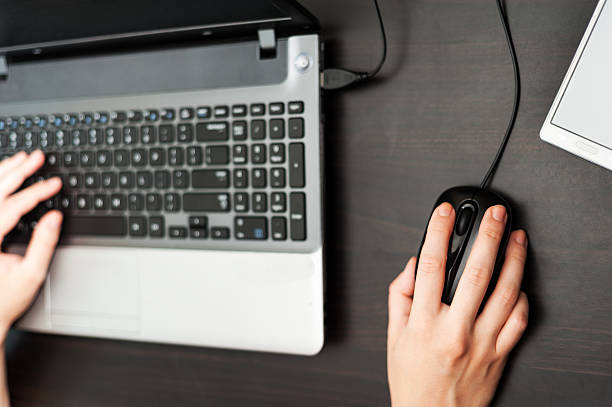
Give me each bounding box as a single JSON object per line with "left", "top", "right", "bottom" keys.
{"left": 0, "top": 0, "right": 324, "bottom": 355}
{"left": 541, "top": 0, "right": 612, "bottom": 171}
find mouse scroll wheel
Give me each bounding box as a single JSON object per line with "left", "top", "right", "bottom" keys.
{"left": 456, "top": 206, "right": 474, "bottom": 236}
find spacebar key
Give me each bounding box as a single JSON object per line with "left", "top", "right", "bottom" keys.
{"left": 62, "top": 216, "right": 127, "bottom": 237}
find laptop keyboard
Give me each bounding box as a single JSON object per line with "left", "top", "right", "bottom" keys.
{"left": 0, "top": 101, "right": 311, "bottom": 248}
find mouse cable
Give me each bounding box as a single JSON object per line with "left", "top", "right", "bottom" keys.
{"left": 321, "top": 0, "right": 387, "bottom": 90}
{"left": 480, "top": 0, "right": 521, "bottom": 189}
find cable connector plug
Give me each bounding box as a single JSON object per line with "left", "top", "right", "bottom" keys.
{"left": 321, "top": 68, "right": 369, "bottom": 90}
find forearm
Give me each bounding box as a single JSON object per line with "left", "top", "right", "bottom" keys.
{"left": 0, "top": 347, "right": 8, "bottom": 407}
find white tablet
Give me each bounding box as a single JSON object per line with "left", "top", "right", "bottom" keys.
{"left": 540, "top": 0, "right": 612, "bottom": 171}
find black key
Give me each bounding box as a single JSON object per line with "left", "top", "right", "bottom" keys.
{"left": 289, "top": 143, "right": 305, "bottom": 187}
{"left": 233, "top": 169, "right": 248, "bottom": 188}
{"left": 145, "top": 109, "right": 160, "bottom": 122}
{"left": 252, "top": 193, "right": 267, "bottom": 212}
{"left": 93, "top": 194, "right": 109, "bottom": 210}
{"left": 114, "top": 150, "right": 130, "bottom": 167}
{"left": 271, "top": 192, "right": 286, "bottom": 213}
{"left": 59, "top": 195, "right": 74, "bottom": 210}
{"left": 149, "top": 216, "right": 165, "bottom": 238}
{"left": 271, "top": 168, "right": 286, "bottom": 188}
{"left": 110, "top": 194, "right": 127, "bottom": 211}
{"left": 271, "top": 217, "right": 287, "bottom": 240}
{"left": 65, "top": 113, "right": 79, "bottom": 127}
{"left": 88, "top": 128, "right": 104, "bottom": 145}
{"left": 45, "top": 152, "right": 60, "bottom": 169}
{"left": 131, "top": 148, "right": 147, "bottom": 167}
{"left": 112, "top": 111, "right": 127, "bottom": 123}
{"left": 97, "top": 150, "right": 112, "bottom": 167}
{"left": 235, "top": 217, "right": 267, "bottom": 240}
{"left": 164, "top": 193, "right": 181, "bottom": 212}
{"left": 269, "top": 102, "right": 285, "bottom": 115}
{"left": 128, "top": 193, "right": 145, "bottom": 211}
{"left": 288, "top": 118, "right": 304, "bottom": 139}
{"left": 173, "top": 170, "right": 189, "bottom": 189}
{"left": 160, "top": 108, "right": 174, "bottom": 121}
{"left": 141, "top": 125, "right": 157, "bottom": 144}
{"left": 101, "top": 172, "right": 117, "bottom": 189}
{"left": 234, "top": 193, "right": 249, "bottom": 212}
{"left": 290, "top": 192, "right": 306, "bottom": 241}
{"left": 206, "top": 145, "right": 229, "bottom": 165}
{"left": 105, "top": 127, "right": 120, "bottom": 145}
{"left": 189, "top": 216, "right": 208, "bottom": 228}
{"left": 150, "top": 148, "right": 166, "bottom": 166}
{"left": 128, "top": 110, "right": 143, "bottom": 123}
{"left": 0, "top": 134, "right": 6, "bottom": 149}
{"left": 183, "top": 193, "right": 230, "bottom": 212}
{"left": 251, "top": 120, "right": 266, "bottom": 140}
{"left": 95, "top": 112, "right": 110, "bottom": 125}
{"left": 191, "top": 228, "right": 208, "bottom": 239}
{"left": 154, "top": 170, "right": 171, "bottom": 189}
{"left": 211, "top": 227, "right": 230, "bottom": 240}
{"left": 119, "top": 172, "right": 135, "bottom": 189}
{"left": 23, "top": 132, "right": 39, "bottom": 149}
{"left": 84, "top": 172, "right": 100, "bottom": 189}
{"left": 122, "top": 126, "right": 139, "bottom": 145}
{"left": 177, "top": 123, "right": 194, "bottom": 143}
{"left": 66, "top": 173, "right": 82, "bottom": 189}
{"left": 168, "top": 147, "right": 185, "bottom": 166}
{"left": 146, "top": 193, "right": 162, "bottom": 211}
{"left": 196, "top": 122, "right": 229, "bottom": 142}
{"left": 169, "top": 226, "right": 188, "bottom": 239}
{"left": 252, "top": 168, "right": 267, "bottom": 188}
{"left": 250, "top": 104, "right": 265, "bottom": 116}
{"left": 232, "top": 121, "right": 247, "bottom": 140}
{"left": 39, "top": 130, "right": 54, "bottom": 149}
{"left": 136, "top": 171, "right": 153, "bottom": 189}
{"left": 63, "top": 151, "right": 78, "bottom": 167}
{"left": 159, "top": 124, "right": 175, "bottom": 143}
{"left": 269, "top": 119, "right": 285, "bottom": 139}
{"left": 8, "top": 132, "right": 23, "bottom": 149}
{"left": 232, "top": 105, "right": 247, "bottom": 117}
{"left": 179, "top": 107, "right": 195, "bottom": 120}
{"left": 62, "top": 216, "right": 127, "bottom": 237}
{"left": 80, "top": 151, "right": 95, "bottom": 167}
{"left": 76, "top": 194, "right": 92, "bottom": 210}
{"left": 187, "top": 146, "right": 203, "bottom": 166}
{"left": 251, "top": 144, "right": 266, "bottom": 164}
{"left": 129, "top": 216, "right": 147, "bottom": 237}
{"left": 192, "top": 169, "right": 229, "bottom": 188}
{"left": 196, "top": 106, "right": 211, "bottom": 120}
{"left": 288, "top": 101, "right": 304, "bottom": 114}
{"left": 270, "top": 143, "right": 285, "bottom": 164}
{"left": 232, "top": 144, "right": 248, "bottom": 165}
{"left": 214, "top": 106, "right": 229, "bottom": 118}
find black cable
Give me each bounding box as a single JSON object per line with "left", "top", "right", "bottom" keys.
{"left": 480, "top": 0, "right": 521, "bottom": 189}
{"left": 322, "top": 0, "right": 388, "bottom": 90}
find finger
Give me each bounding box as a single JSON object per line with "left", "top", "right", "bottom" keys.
{"left": 0, "top": 177, "right": 62, "bottom": 238}
{"left": 477, "top": 230, "right": 528, "bottom": 337}
{"left": 450, "top": 205, "right": 507, "bottom": 325}
{"left": 388, "top": 257, "right": 417, "bottom": 344}
{"left": 0, "top": 151, "right": 28, "bottom": 181}
{"left": 22, "top": 210, "right": 63, "bottom": 281}
{"left": 496, "top": 292, "right": 529, "bottom": 356}
{"left": 0, "top": 150, "right": 46, "bottom": 198}
{"left": 412, "top": 203, "right": 455, "bottom": 317}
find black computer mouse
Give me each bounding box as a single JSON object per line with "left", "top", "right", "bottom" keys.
{"left": 417, "top": 186, "right": 513, "bottom": 305}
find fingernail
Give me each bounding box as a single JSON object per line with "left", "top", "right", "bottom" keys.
{"left": 514, "top": 230, "right": 528, "bottom": 247}
{"left": 438, "top": 203, "right": 452, "bottom": 217}
{"left": 492, "top": 206, "right": 507, "bottom": 222}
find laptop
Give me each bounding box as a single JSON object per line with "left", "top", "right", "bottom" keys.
{"left": 541, "top": 0, "right": 612, "bottom": 171}
{"left": 0, "top": 0, "right": 325, "bottom": 356}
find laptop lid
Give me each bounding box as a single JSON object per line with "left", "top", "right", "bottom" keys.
{"left": 0, "top": 0, "right": 320, "bottom": 57}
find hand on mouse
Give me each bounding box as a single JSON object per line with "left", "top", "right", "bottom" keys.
{"left": 387, "top": 202, "right": 528, "bottom": 407}
{"left": 0, "top": 151, "right": 63, "bottom": 342}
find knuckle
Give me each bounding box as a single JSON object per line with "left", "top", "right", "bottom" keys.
{"left": 498, "top": 284, "right": 519, "bottom": 307}
{"left": 482, "top": 226, "right": 503, "bottom": 241}
{"left": 508, "top": 246, "right": 527, "bottom": 263}
{"left": 465, "top": 265, "right": 491, "bottom": 289}
{"left": 418, "top": 254, "right": 445, "bottom": 274}
{"left": 440, "top": 336, "right": 469, "bottom": 364}
{"left": 513, "top": 312, "right": 529, "bottom": 333}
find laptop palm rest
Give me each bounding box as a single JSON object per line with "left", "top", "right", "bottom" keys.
{"left": 49, "top": 247, "right": 140, "bottom": 333}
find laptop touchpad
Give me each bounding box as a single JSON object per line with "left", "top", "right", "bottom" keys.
{"left": 49, "top": 247, "right": 140, "bottom": 333}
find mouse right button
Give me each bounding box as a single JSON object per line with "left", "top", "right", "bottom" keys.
{"left": 456, "top": 206, "right": 474, "bottom": 236}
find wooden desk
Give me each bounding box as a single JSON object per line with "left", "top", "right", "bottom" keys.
{"left": 6, "top": 0, "right": 611, "bottom": 405}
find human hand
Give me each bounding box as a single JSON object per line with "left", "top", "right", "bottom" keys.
{"left": 0, "top": 151, "right": 63, "bottom": 343}
{"left": 387, "top": 203, "right": 528, "bottom": 407}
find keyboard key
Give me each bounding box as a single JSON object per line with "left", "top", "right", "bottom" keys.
{"left": 196, "top": 106, "right": 211, "bottom": 119}
{"left": 192, "top": 169, "right": 229, "bottom": 188}
{"left": 269, "top": 119, "right": 285, "bottom": 139}
{"left": 288, "top": 118, "right": 304, "bottom": 139}
{"left": 232, "top": 121, "right": 247, "bottom": 140}
{"left": 122, "top": 127, "right": 139, "bottom": 145}
{"left": 76, "top": 194, "right": 92, "bottom": 210}
{"left": 150, "top": 148, "right": 166, "bottom": 166}
{"left": 159, "top": 109, "right": 174, "bottom": 121}
{"left": 251, "top": 144, "right": 266, "bottom": 164}
{"left": 94, "top": 194, "right": 109, "bottom": 210}
{"left": 177, "top": 123, "right": 194, "bottom": 142}
{"left": 271, "top": 192, "right": 286, "bottom": 213}
{"left": 196, "top": 122, "right": 229, "bottom": 141}
{"left": 84, "top": 173, "right": 100, "bottom": 189}
{"left": 270, "top": 143, "right": 285, "bottom": 163}
{"left": 252, "top": 193, "right": 267, "bottom": 212}
{"left": 288, "top": 101, "right": 304, "bottom": 114}
{"left": 289, "top": 143, "right": 305, "bottom": 187}
{"left": 269, "top": 102, "right": 285, "bottom": 115}
{"left": 141, "top": 125, "right": 157, "bottom": 144}
{"left": 186, "top": 146, "right": 203, "bottom": 166}
{"left": 168, "top": 147, "right": 185, "bottom": 166}
{"left": 234, "top": 193, "right": 249, "bottom": 212}
{"left": 232, "top": 144, "right": 248, "bottom": 164}
{"left": 169, "top": 226, "right": 188, "bottom": 239}
{"left": 290, "top": 192, "right": 306, "bottom": 241}
{"left": 179, "top": 107, "right": 194, "bottom": 120}
{"left": 101, "top": 172, "right": 117, "bottom": 188}
{"left": 145, "top": 109, "right": 160, "bottom": 122}
{"left": 190, "top": 228, "right": 208, "bottom": 239}
{"left": 66, "top": 173, "right": 82, "bottom": 189}
{"left": 211, "top": 227, "right": 230, "bottom": 240}
{"left": 154, "top": 170, "right": 171, "bottom": 189}
{"left": 97, "top": 150, "right": 112, "bottom": 167}
{"left": 129, "top": 216, "right": 147, "bottom": 237}
{"left": 252, "top": 168, "right": 267, "bottom": 188}
{"left": 159, "top": 125, "right": 175, "bottom": 143}
{"left": 71, "top": 129, "right": 86, "bottom": 147}
{"left": 104, "top": 127, "right": 119, "bottom": 145}
{"left": 119, "top": 172, "right": 135, "bottom": 189}
{"left": 110, "top": 194, "right": 127, "bottom": 211}
{"left": 80, "top": 151, "right": 95, "bottom": 167}
{"left": 251, "top": 120, "right": 266, "bottom": 140}
{"left": 149, "top": 216, "right": 165, "bottom": 238}
{"left": 206, "top": 145, "right": 229, "bottom": 165}
{"left": 189, "top": 216, "right": 208, "bottom": 229}
{"left": 114, "top": 150, "right": 130, "bottom": 167}
{"left": 111, "top": 111, "right": 127, "bottom": 123}
{"left": 39, "top": 131, "right": 54, "bottom": 148}
{"left": 233, "top": 169, "right": 248, "bottom": 188}
{"left": 136, "top": 171, "right": 153, "bottom": 189}
{"left": 183, "top": 193, "right": 230, "bottom": 212}
{"left": 232, "top": 105, "right": 247, "bottom": 117}
{"left": 172, "top": 170, "right": 189, "bottom": 189}
{"left": 250, "top": 104, "right": 265, "bottom": 116}
{"left": 164, "top": 193, "right": 181, "bottom": 212}
{"left": 270, "top": 168, "right": 286, "bottom": 188}
{"left": 63, "top": 151, "right": 78, "bottom": 167}
{"left": 62, "top": 216, "right": 127, "bottom": 236}
{"left": 146, "top": 193, "right": 162, "bottom": 211}
{"left": 128, "top": 193, "right": 144, "bottom": 211}
{"left": 88, "top": 128, "right": 103, "bottom": 145}
{"left": 214, "top": 106, "right": 229, "bottom": 118}
{"left": 271, "top": 217, "right": 287, "bottom": 240}
{"left": 235, "top": 217, "right": 267, "bottom": 240}
{"left": 95, "top": 112, "right": 110, "bottom": 125}
{"left": 45, "top": 152, "right": 60, "bottom": 169}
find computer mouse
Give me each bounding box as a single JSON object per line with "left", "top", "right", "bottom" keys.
{"left": 417, "top": 186, "right": 513, "bottom": 305}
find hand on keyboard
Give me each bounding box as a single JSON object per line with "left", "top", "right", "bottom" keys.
{"left": 0, "top": 150, "right": 63, "bottom": 341}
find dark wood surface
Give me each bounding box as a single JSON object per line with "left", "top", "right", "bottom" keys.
{"left": 6, "top": 0, "right": 612, "bottom": 405}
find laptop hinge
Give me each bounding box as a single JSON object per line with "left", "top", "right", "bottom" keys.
{"left": 0, "top": 56, "right": 7, "bottom": 80}
{"left": 257, "top": 29, "right": 277, "bottom": 59}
